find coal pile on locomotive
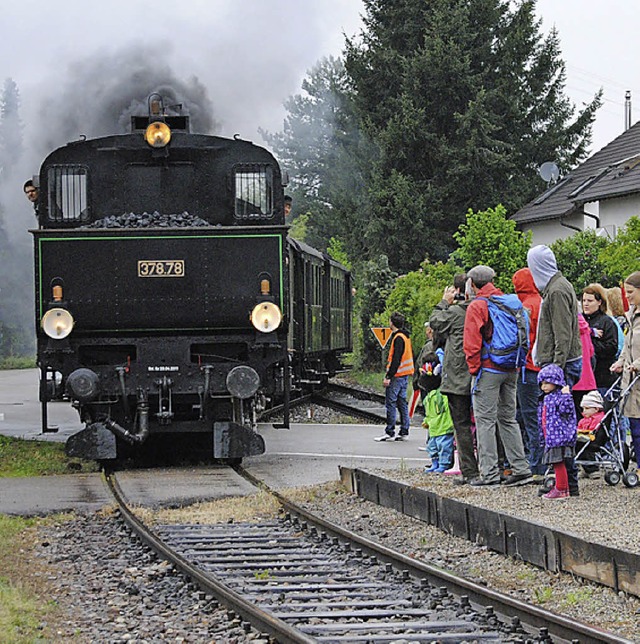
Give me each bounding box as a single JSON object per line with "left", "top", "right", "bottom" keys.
{"left": 31, "top": 93, "right": 352, "bottom": 464}
{"left": 83, "top": 211, "right": 210, "bottom": 228}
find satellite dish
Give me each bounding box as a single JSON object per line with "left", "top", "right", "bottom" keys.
{"left": 538, "top": 161, "right": 560, "bottom": 184}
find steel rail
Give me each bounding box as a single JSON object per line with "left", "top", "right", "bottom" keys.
{"left": 257, "top": 393, "right": 314, "bottom": 421}
{"left": 236, "top": 466, "right": 634, "bottom": 644}
{"left": 324, "top": 382, "right": 387, "bottom": 404}
{"left": 103, "top": 471, "right": 315, "bottom": 644}
{"left": 310, "top": 392, "right": 387, "bottom": 423}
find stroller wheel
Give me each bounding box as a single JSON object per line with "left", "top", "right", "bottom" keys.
{"left": 622, "top": 471, "right": 639, "bottom": 488}
{"left": 542, "top": 476, "right": 555, "bottom": 492}
{"left": 604, "top": 470, "right": 621, "bottom": 486}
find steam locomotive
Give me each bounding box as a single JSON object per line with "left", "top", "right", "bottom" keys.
{"left": 32, "top": 94, "right": 352, "bottom": 461}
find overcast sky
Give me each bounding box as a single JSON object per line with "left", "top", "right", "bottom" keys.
{"left": 0, "top": 0, "right": 637, "bottom": 166}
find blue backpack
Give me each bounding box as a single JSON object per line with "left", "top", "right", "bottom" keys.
{"left": 478, "top": 295, "right": 530, "bottom": 369}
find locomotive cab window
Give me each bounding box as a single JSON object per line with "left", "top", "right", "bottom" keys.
{"left": 234, "top": 165, "right": 274, "bottom": 220}
{"left": 47, "top": 165, "right": 89, "bottom": 223}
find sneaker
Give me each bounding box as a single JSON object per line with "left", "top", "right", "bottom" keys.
{"left": 394, "top": 434, "right": 408, "bottom": 441}
{"left": 469, "top": 477, "right": 501, "bottom": 487}
{"left": 417, "top": 446, "right": 428, "bottom": 452}
{"left": 502, "top": 473, "right": 534, "bottom": 486}
{"left": 374, "top": 434, "right": 394, "bottom": 442}
{"left": 543, "top": 488, "right": 570, "bottom": 499}
{"left": 569, "top": 487, "right": 580, "bottom": 497}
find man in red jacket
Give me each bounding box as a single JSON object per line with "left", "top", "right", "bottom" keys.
{"left": 463, "top": 265, "right": 532, "bottom": 487}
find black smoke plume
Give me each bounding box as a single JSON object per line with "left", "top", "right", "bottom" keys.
{"left": 37, "top": 44, "right": 219, "bottom": 155}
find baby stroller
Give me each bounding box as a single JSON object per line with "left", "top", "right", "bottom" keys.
{"left": 571, "top": 374, "right": 640, "bottom": 488}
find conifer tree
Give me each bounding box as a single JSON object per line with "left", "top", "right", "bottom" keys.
{"left": 0, "top": 78, "right": 24, "bottom": 180}
{"left": 344, "top": 0, "right": 601, "bottom": 271}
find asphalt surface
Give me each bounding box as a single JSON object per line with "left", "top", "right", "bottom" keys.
{"left": 0, "top": 369, "right": 429, "bottom": 516}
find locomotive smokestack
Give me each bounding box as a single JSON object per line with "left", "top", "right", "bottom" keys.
{"left": 625, "top": 90, "right": 632, "bottom": 131}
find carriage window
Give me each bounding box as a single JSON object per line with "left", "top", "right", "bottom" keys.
{"left": 47, "top": 165, "right": 89, "bottom": 223}
{"left": 234, "top": 165, "right": 274, "bottom": 220}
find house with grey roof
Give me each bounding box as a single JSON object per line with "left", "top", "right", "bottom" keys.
{"left": 511, "top": 120, "right": 640, "bottom": 246}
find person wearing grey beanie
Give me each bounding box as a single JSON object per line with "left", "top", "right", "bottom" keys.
{"left": 463, "top": 265, "right": 531, "bottom": 487}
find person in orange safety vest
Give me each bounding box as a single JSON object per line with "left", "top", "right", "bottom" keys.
{"left": 374, "top": 311, "right": 414, "bottom": 442}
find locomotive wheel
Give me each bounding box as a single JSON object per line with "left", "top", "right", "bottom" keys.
{"left": 622, "top": 471, "right": 639, "bottom": 488}
{"left": 604, "top": 470, "right": 621, "bottom": 486}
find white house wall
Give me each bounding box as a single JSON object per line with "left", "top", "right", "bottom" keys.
{"left": 521, "top": 194, "right": 640, "bottom": 246}
{"left": 521, "top": 211, "right": 586, "bottom": 246}
{"left": 599, "top": 194, "right": 640, "bottom": 233}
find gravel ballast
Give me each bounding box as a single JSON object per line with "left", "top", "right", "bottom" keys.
{"left": 25, "top": 474, "right": 640, "bottom": 641}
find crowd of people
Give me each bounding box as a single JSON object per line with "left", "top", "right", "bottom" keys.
{"left": 378, "top": 244, "right": 640, "bottom": 500}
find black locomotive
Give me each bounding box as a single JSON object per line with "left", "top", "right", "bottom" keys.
{"left": 32, "top": 94, "right": 351, "bottom": 461}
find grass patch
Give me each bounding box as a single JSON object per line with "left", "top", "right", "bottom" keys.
{"left": 341, "top": 368, "right": 385, "bottom": 391}
{"left": 533, "top": 585, "right": 553, "bottom": 604}
{"left": 136, "top": 489, "right": 281, "bottom": 525}
{"left": 0, "top": 435, "right": 99, "bottom": 477}
{"left": 0, "top": 356, "right": 36, "bottom": 370}
{"left": 0, "top": 577, "right": 43, "bottom": 642}
{"left": 0, "top": 514, "right": 71, "bottom": 642}
{"left": 340, "top": 368, "right": 417, "bottom": 399}
{"left": 561, "top": 587, "right": 594, "bottom": 607}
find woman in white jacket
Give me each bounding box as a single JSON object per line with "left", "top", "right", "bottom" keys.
{"left": 611, "top": 271, "right": 640, "bottom": 474}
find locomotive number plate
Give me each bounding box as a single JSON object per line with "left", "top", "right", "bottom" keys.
{"left": 138, "top": 260, "right": 185, "bottom": 277}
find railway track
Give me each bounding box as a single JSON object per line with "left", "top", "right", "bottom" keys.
{"left": 104, "top": 468, "right": 632, "bottom": 644}
{"left": 261, "top": 381, "right": 409, "bottom": 425}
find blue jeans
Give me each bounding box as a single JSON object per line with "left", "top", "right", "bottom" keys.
{"left": 563, "top": 358, "right": 582, "bottom": 491}
{"left": 517, "top": 369, "right": 545, "bottom": 475}
{"left": 427, "top": 434, "right": 455, "bottom": 469}
{"left": 385, "top": 376, "right": 410, "bottom": 436}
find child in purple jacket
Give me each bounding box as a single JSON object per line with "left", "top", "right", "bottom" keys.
{"left": 537, "top": 364, "right": 577, "bottom": 499}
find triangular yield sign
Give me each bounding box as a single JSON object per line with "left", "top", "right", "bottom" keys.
{"left": 371, "top": 327, "right": 392, "bottom": 349}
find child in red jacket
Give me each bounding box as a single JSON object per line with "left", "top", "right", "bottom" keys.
{"left": 576, "top": 390, "right": 605, "bottom": 477}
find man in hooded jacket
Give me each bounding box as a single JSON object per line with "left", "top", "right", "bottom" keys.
{"left": 527, "top": 245, "right": 582, "bottom": 496}
{"left": 512, "top": 268, "right": 544, "bottom": 478}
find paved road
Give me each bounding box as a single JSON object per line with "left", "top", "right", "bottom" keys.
{"left": 0, "top": 369, "right": 430, "bottom": 515}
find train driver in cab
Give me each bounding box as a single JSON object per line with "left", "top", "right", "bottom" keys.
{"left": 23, "top": 179, "right": 39, "bottom": 218}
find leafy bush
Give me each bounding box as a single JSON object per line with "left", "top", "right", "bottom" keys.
{"left": 452, "top": 204, "right": 531, "bottom": 293}
{"left": 382, "top": 260, "right": 461, "bottom": 339}
{"left": 550, "top": 229, "right": 618, "bottom": 291}
{"left": 599, "top": 216, "right": 640, "bottom": 281}
{"left": 352, "top": 255, "right": 397, "bottom": 368}
{"left": 0, "top": 355, "right": 35, "bottom": 370}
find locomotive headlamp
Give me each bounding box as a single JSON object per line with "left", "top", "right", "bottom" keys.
{"left": 144, "top": 121, "right": 171, "bottom": 148}
{"left": 250, "top": 301, "right": 282, "bottom": 333}
{"left": 41, "top": 308, "right": 74, "bottom": 339}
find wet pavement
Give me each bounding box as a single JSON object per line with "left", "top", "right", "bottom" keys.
{"left": 0, "top": 369, "right": 429, "bottom": 515}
